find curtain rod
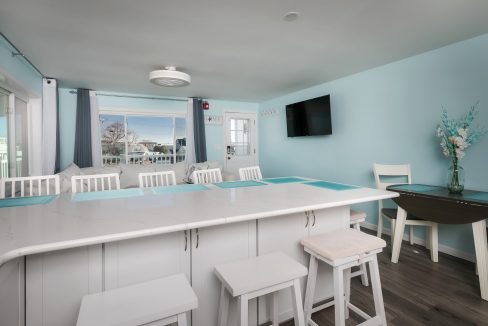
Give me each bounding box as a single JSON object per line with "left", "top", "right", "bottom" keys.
{"left": 0, "top": 32, "right": 45, "bottom": 78}
{"left": 68, "top": 90, "right": 188, "bottom": 102}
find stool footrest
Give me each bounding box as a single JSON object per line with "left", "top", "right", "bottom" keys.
{"left": 347, "top": 302, "right": 372, "bottom": 320}
{"left": 358, "top": 316, "right": 382, "bottom": 326}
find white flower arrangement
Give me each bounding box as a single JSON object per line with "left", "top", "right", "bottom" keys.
{"left": 436, "top": 104, "right": 486, "bottom": 161}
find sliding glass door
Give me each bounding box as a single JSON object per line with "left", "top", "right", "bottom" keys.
{"left": 0, "top": 90, "right": 9, "bottom": 178}
{"left": 0, "top": 88, "right": 29, "bottom": 178}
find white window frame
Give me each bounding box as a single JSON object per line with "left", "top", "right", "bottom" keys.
{"left": 99, "top": 107, "right": 186, "bottom": 166}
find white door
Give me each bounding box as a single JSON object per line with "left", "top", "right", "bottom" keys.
{"left": 224, "top": 112, "right": 257, "bottom": 177}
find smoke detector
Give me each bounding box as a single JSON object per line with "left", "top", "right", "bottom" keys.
{"left": 149, "top": 66, "right": 191, "bottom": 87}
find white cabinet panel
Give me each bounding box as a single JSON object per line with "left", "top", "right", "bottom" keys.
{"left": 257, "top": 212, "right": 309, "bottom": 324}
{"left": 191, "top": 221, "right": 257, "bottom": 326}
{"left": 26, "top": 245, "right": 102, "bottom": 326}
{"left": 257, "top": 207, "right": 349, "bottom": 324}
{"left": 308, "top": 206, "right": 349, "bottom": 303}
{"left": 0, "top": 257, "right": 24, "bottom": 326}
{"left": 104, "top": 232, "right": 190, "bottom": 290}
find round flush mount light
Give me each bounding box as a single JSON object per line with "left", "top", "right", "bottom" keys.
{"left": 283, "top": 11, "right": 299, "bottom": 22}
{"left": 149, "top": 66, "right": 191, "bottom": 87}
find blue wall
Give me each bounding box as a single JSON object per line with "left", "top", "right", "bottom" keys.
{"left": 58, "top": 89, "right": 258, "bottom": 169}
{"left": 0, "top": 38, "right": 42, "bottom": 95}
{"left": 258, "top": 34, "right": 488, "bottom": 257}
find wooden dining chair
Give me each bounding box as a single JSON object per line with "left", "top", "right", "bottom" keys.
{"left": 238, "top": 166, "right": 263, "bottom": 181}
{"left": 373, "top": 163, "right": 438, "bottom": 262}
{"left": 0, "top": 175, "right": 60, "bottom": 198}
{"left": 71, "top": 173, "right": 120, "bottom": 193}
{"left": 192, "top": 168, "right": 223, "bottom": 185}
{"left": 139, "top": 171, "right": 177, "bottom": 188}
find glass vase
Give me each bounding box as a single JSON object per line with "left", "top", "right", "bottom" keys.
{"left": 447, "top": 160, "right": 464, "bottom": 194}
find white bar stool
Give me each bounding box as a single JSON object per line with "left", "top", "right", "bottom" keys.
{"left": 215, "top": 252, "right": 308, "bottom": 326}
{"left": 350, "top": 209, "right": 369, "bottom": 286}
{"left": 302, "top": 229, "right": 387, "bottom": 326}
{"left": 77, "top": 274, "right": 197, "bottom": 326}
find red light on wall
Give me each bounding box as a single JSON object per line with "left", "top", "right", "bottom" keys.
{"left": 202, "top": 101, "right": 210, "bottom": 110}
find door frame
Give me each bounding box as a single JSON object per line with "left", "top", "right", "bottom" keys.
{"left": 222, "top": 110, "right": 258, "bottom": 174}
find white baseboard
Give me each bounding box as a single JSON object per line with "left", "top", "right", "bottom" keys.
{"left": 361, "top": 222, "right": 476, "bottom": 263}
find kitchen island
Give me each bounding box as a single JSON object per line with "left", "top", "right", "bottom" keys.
{"left": 0, "top": 180, "right": 396, "bottom": 326}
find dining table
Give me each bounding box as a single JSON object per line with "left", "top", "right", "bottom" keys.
{"left": 386, "top": 183, "right": 488, "bottom": 301}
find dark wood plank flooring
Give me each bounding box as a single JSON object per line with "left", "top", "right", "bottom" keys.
{"left": 282, "top": 230, "right": 488, "bottom": 326}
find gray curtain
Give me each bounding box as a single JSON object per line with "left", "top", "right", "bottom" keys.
{"left": 193, "top": 98, "right": 207, "bottom": 163}
{"left": 73, "top": 89, "right": 93, "bottom": 168}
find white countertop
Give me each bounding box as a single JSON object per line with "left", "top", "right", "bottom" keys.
{"left": 0, "top": 182, "right": 397, "bottom": 266}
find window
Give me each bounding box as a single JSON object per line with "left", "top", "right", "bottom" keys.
{"left": 229, "top": 118, "right": 250, "bottom": 156}
{"left": 100, "top": 113, "right": 186, "bottom": 166}
{"left": 0, "top": 88, "right": 29, "bottom": 178}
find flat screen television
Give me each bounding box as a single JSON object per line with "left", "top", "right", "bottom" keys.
{"left": 286, "top": 95, "right": 332, "bottom": 137}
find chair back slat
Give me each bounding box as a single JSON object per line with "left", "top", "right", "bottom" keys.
{"left": 0, "top": 175, "right": 61, "bottom": 198}
{"left": 138, "top": 171, "right": 176, "bottom": 188}
{"left": 373, "top": 163, "right": 412, "bottom": 190}
{"left": 71, "top": 173, "right": 120, "bottom": 193}
{"left": 373, "top": 163, "right": 412, "bottom": 211}
{"left": 239, "top": 166, "right": 262, "bottom": 181}
{"left": 193, "top": 168, "right": 223, "bottom": 185}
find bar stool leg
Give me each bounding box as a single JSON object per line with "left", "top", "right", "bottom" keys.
{"left": 238, "top": 294, "right": 249, "bottom": 326}
{"left": 344, "top": 268, "right": 351, "bottom": 320}
{"left": 291, "top": 279, "right": 305, "bottom": 326}
{"left": 177, "top": 312, "right": 187, "bottom": 326}
{"left": 304, "top": 255, "right": 318, "bottom": 323}
{"left": 268, "top": 292, "right": 279, "bottom": 326}
{"left": 409, "top": 225, "right": 414, "bottom": 245}
{"left": 430, "top": 224, "right": 439, "bottom": 263}
{"left": 217, "top": 284, "right": 230, "bottom": 326}
{"left": 377, "top": 215, "right": 383, "bottom": 238}
{"left": 333, "top": 266, "right": 346, "bottom": 326}
{"left": 369, "top": 255, "right": 387, "bottom": 325}
{"left": 352, "top": 223, "right": 370, "bottom": 287}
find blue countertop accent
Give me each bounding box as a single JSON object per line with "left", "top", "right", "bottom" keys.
{"left": 214, "top": 180, "right": 266, "bottom": 189}
{"left": 262, "top": 177, "right": 309, "bottom": 184}
{"left": 72, "top": 188, "right": 144, "bottom": 202}
{"left": 304, "top": 180, "right": 359, "bottom": 191}
{"left": 152, "top": 184, "right": 209, "bottom": 195}
{"left": 0, "top": 195, "right": 57, "bottom": 208}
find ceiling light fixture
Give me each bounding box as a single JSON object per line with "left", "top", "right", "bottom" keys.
{"left": 149, "top": 66, "right": 191, "bottom": 87}
{"left": 283, "top": 12, "right": 299, "bottom": 22}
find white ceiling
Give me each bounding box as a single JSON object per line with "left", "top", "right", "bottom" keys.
{"left": 1, "top": 0, "right": 488, "bottom": 102}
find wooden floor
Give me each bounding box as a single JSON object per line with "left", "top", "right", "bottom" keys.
{"left": 282, "top": 231, "right": 488, "bottom": 326}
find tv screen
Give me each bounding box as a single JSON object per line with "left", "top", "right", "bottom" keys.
{"left": 286, "top": 95, "right": 332, "bottom": 137}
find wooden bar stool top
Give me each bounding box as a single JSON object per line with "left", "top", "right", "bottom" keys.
{"left": 215, "top": 252, "right": 308, "bottom": 296}
{"left": 301, "top": 228, "right": 386, "bottom": 264}
{"left": 350, "top": 209, "right": 367, "bottom": 224}
{"left": 77, "top": 274, "right": 197, "bottom": 326}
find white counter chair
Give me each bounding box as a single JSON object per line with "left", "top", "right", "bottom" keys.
{"left": 239, "top": 166, "right": 262, "bottom": 181}
{"left": 215, "top": 252, "right": 307, "bottom": 326}
{"left": 71, "top": 173, "right": 120, "bottom": 193}
{"left": 302, "top": 229, "right": 387, "bottom": 326}
{"left": 350, "top": 209, "right": 369, "bottom": 286}
{"left": 193, "top": 168, "right": 223, "bottom": 184}
{"left": 0, "top": 174, "right": 60, "bottom": 198}
{"left": 77, "top": 274, "right": 197, "bottom": 326}
{"left": 138, "top": 170, "right": 176, "bottom": 188}
{"left": 373, "top": 163, "right": 438, "bottom": 262}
